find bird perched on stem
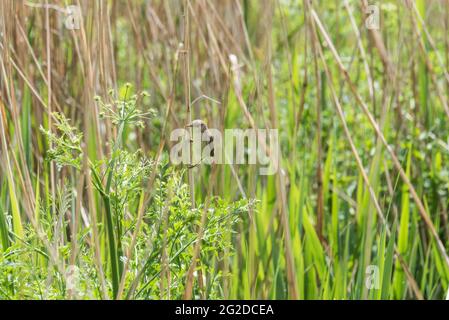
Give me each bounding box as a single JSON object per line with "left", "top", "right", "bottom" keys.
{"left": 185, "top": 119, "right": 214, "bottom": 168}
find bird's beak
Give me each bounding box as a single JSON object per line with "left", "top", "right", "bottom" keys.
{"left": 185, "top": 123, "right": 193, "bottom": 128}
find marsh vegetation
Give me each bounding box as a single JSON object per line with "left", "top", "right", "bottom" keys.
{"left": 1, "top": 0, "right": 449, "bottom": 299}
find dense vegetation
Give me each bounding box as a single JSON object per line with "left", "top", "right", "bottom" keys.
{"left": 1, "top": 0, "right": 449, "bottom": 299}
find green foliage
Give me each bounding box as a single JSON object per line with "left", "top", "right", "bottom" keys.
{"left": 2, "top": 0, "right": 449, "bottom": 301}
{"left": 40, "top": 113, "right": 83, "bottom": 171}
{"left": 0, "top": 90, "right": 253, "bottom": 300}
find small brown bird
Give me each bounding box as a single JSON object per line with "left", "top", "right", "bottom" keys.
{"left": 185, "top": 119, "right": 214, "bottom": 168}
